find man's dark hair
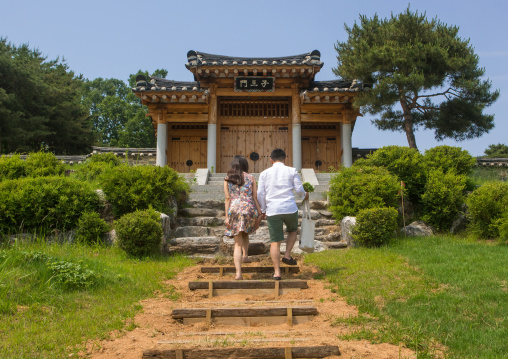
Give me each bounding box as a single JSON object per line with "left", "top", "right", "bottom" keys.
{"left": 270, "top": 149, "right": 286, "bottom": 162}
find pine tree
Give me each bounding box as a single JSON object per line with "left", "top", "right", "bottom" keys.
{"left": 333, "top": 8, "right": 499, "bottom": 149}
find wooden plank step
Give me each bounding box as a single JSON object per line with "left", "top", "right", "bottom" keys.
{"left": 189, "top": 280, "right": 308, "bottom": 290}
{"left": 172, "top": 306, "right": 318, "bottom": 318}
{"left": 143, "top": 345, "right": 340, "bottom": 358}
{"left": 201, "top": 266, "right": 300, "bottom": 274}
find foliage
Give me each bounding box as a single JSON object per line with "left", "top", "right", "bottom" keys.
{"left": 75, "top": 211, "right": 110, "bottom": 244}
{"left": 328, "top": 165, "right": 400, "bottom": 219}
{"left": 360, "top": 146, "right": 425, "bottom": 204}
{"left": 0, "top": 38, "right": 93, "bottom": 154}
{"left": 421, "top": 169, "right": 467, "bottom": 231}
{"left": 100, "top": 164, "right": 189, "bottom": 217}
{"left": 466, "top": 182, "right": 508, "bottom": 238}
{"left": 81, "top": 69, "right": 167, "bottom": 148}
{"left": 0, "top": 176, "right": 99, "bottom": 234}
{"left": 74, "top": 153, "right": 121, "bottom": 182}
{"left": 302, "top": 182, "right": 315, "bottom": 193}
{"left": 0, "top": 242, "right": 193, "bottom": 358}
{"left": 333, "top": 7, "right": 499, "bottom": 149}
{"left": 115, "top": 208, "right": 162, "bottom": 257}
{"left": 422, "top": 145, "right": 476, "bottom": 176}
{"left": 306, "top": 236, "right": 508, "bottom": 358}
{"left": 496, "top": 216, "right": 508, "bottom": 242}
{"left": 0, "top": 154, "right": 26, "bottom": 180}
{"left": 352, "top": 207, "right": 398, "bottom": 247}
{"left": 484, "top": 143, "right": 508, "bottom": 158}
{"left": 24, "top": 151, "right": 66, "bottom": 177}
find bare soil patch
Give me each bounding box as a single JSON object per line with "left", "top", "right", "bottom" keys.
{"left": 81, "top": 256, "right": 415, "bottom": 358}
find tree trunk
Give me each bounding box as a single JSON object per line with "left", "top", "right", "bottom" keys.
{"left": 400, "top": 98, "right": 418, "bottom": 149}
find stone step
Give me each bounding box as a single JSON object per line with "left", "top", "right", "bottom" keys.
{"left": 180, "top": 207, "right": 225, "bottom": 217}
{"left": 166, "top": 236, "right": 220, "bottom": 255}
{"left": 200, "top": 266, "right": 300, "bottom": 274}
{"left": 174, "top": 226, "right": 216, "bottom": 238}
{"left": 177, "top": 217, "right": 224, "bottom": 227}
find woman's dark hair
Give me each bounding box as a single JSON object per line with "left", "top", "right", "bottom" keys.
{"left": 226, "top": 155, "right": 249, "bottom": 186}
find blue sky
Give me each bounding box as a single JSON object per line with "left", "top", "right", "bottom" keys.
{"left": 1, "top": 0, "right": 506, "bottom": 156}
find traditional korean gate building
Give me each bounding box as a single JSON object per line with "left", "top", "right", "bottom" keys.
{"left": 132, "top": 50, "right": 368, "bottom": 173}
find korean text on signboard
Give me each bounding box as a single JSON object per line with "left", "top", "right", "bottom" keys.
{"left": 234, "top": 77, "right": 275, "bottom": 92}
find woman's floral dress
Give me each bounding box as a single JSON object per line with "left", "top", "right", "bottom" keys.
{"left": 224, "top": 173, "right": 259, "bottom": 237}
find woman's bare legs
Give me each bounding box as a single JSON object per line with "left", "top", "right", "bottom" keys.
{"left": 241, "top": 232, "right": 251, "bottom": 263}
{"left": 233, "top": 233, "right": 244, "bottom": 279}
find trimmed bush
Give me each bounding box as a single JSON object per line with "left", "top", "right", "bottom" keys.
{"left": 75, "top": 211, "right": 111, "bottom": 244}
{"left": 0, "top": 177, "right": 99, "bottom": 234}
{"left": 74, "top": 153, "right": 121, "bottom": 182}
{"left": 25, "top": 152, "right": 66, "bottom": 177}
{"left": 352, "top": 207, "right": 398, "bottom": 247}
{"left": 328, "top": 165, "right": 400, "bottom": 219}
{"left": 496, "top": 216, "right": 508, "bottom": 242}
{"left": 360, "top": 145, "right": 426, "bottom": 204}
{"left": 115, "top": 208, "right": 162, "bottom": 257}
{"left": 466, "top": 182, "right": 508, "bottom": 238}
{"left": 421, "top": 169, "right": 467, "bottom": 231}
{"left": 0, "top": 155, "right": 26, "bottom": 180}
{"left": 100, "top": 165, "right": 189, "bottom": 217}
{"left": 87, "top": 153, "right": 121, "bottom": 166}
{"left": 423, "top": 145, "right": 476, "bottom": 176}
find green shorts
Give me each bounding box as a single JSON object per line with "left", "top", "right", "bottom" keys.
{"left": 266, "top": 211, "right": 299, "bottom": 243}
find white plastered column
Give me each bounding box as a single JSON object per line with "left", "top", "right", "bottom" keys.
{"left": 342, "top": 122, "right": 353, "bottom": 168}
{"left": 292, "top": 124, "right": 302, "bottom": 171}
{"left": 207, "top": 124, "right": 217, "bottom": 171}
{"left": 156, "top": 122, "right": 167, "bottom": 167}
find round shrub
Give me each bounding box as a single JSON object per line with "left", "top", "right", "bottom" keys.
{"left": 25, "top": 152, "right": 66, "bottom": 177}
{"left": 352, "top": 207, "right": 398, "bottom": 247}
{"left": 0, "top": 154, "right": 26, "bottom": 180}
{"left": 87, "top": 152, "right": 121, "bottom": 166}
{"left": 360, "top": 145, "right": 426, "bottom": 204}
{"left": 421, "top": 169, "right": 467, "bottom": 231}
{"left": 115, "top": 208, "right": 162, "bottom": 257}
{"left": 75, "top": 211, "right": 111, "bottom": 244}
{"left": 328, "top": 165, "right": 400, "bottom": 219}
{"left": 466, "top": 182, "right": 508, "bottom": 238}
{"left": 423, "top": 145, "right": 476, "bottom": 176}
{"left": 0, "top": 176, "right": 100, "bottom": 234}
{"left": 100, "top": 165, "right": 189, "bottom": 217}
{"left": 75, "top": 153, "right": 121, "bottom": 182}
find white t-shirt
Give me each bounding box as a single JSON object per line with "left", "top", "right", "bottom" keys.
{"left": 257, "top": 162, "right": 306, "bottom": 216}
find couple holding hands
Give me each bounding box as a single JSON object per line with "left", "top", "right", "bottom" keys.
{"left": 223, "top": 149, "right": 309, "bottom": 280}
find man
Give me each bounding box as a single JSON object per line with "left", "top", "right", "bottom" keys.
{"left": 257, "top": 149, "right": 309, "bottom": 280}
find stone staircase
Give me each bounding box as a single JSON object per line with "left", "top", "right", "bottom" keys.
{"left": 166, "top": 171, "right": 345, "bottom": 256}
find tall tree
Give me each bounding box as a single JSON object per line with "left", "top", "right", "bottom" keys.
{"left": 0, "top": 38, "right": 92, "bottom": 154}
{"left": 333, "top": 8, "right": 499, "bottom": 149}
{"left": 82, "top": 68, "right": 167, "bottom": 148}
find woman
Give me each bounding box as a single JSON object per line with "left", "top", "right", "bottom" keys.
{"left": 224, "top": 155, "right": 262, "bottom": 280}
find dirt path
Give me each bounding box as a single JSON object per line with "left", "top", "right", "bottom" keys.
{"left": 81, "top": 257, "right": 415, "bottom": 359}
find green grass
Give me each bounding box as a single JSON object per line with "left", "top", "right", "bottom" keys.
{"left": 0, "top": 240, "right": 193, "bottom": 358}
{"left": 306, "top": 236, "right": 508, "bottom": 358}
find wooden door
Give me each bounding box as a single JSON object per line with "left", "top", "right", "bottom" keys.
{"left": 219, "top": 125, "right": 289, "bottom": 173}
{"left": 167, "top": 124, "right": 207, "bottom": 172}
{"left": 301, "top": 124, "right": 341, "bottom": 172}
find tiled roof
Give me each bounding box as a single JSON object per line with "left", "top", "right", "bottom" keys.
{"left": 185, "top": 50, "right": 324, "bottom": 68}
{"left": 132, "top": 77, "right": 205, "bottom": 93}
{"left": 306, "top": 80, "right": 370, "bottom": 93}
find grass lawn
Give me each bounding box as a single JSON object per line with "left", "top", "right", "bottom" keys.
{"left": 0, "top": 240, "right": 193, "bottom": 358}
{"left": 306, "top": 236, "right": 508, "bottom": 358}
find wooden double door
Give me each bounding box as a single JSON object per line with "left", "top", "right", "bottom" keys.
{"left": 167, "top": 125, "right": 207, "bottom": 172}
{"left": 301, "top": 124, "right": 341, "bottom": 172}
{"left": 219, "top": 125, "right": 290, "bottom": 173}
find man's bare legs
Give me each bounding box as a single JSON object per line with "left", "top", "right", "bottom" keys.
{"left": 270, "top": 241, "right": 282, "bottom": 277}
{"left": 283, "top": 231, "right": 297, "bottom": 260}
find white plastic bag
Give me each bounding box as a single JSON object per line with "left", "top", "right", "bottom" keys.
{"left": 299, "top": 199, "right": 315, "bottom": 253}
